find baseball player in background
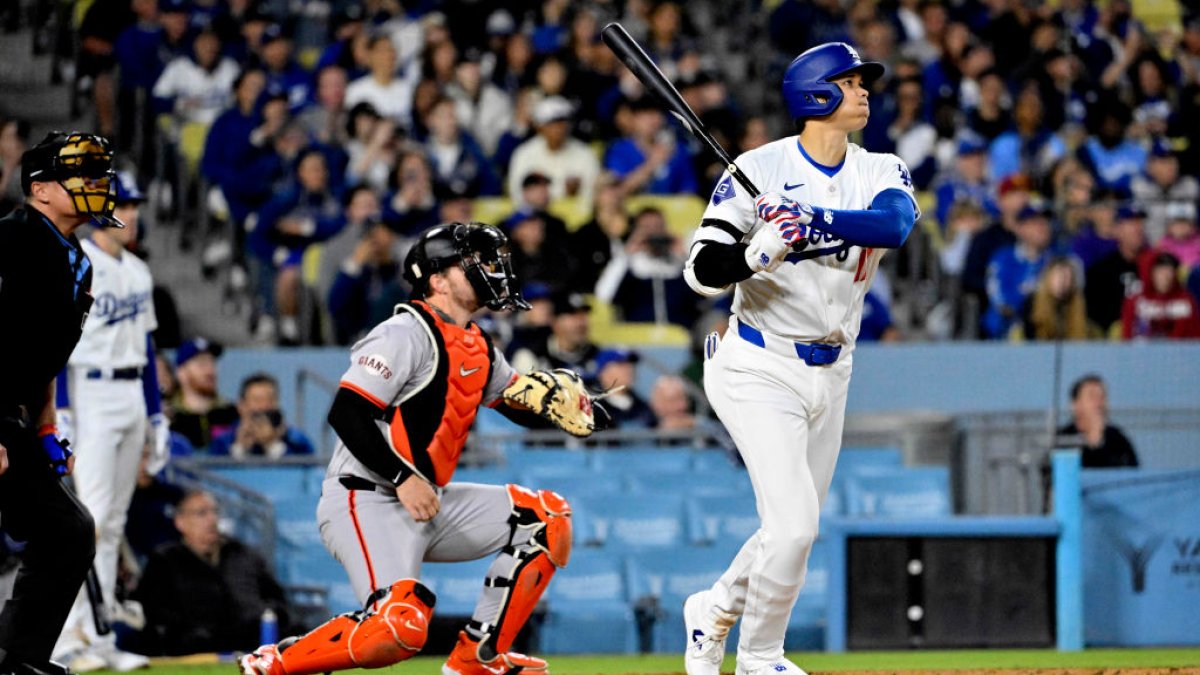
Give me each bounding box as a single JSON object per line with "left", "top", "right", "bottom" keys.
{"left": 52, "top": 172, "right": 167, "bottom": 672}
{"left": 682, "top": 44, "right": 919, "bottom": 675}
{"left": 240, "top": 222, "right": 601, "bottom": 675}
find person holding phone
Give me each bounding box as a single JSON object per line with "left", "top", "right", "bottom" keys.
{"left": 208, "top": 373, "right": 314, "bottom": 459}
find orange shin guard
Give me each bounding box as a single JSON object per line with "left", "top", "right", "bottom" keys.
{"left": 277, "top": 579, "right": 435, "bottom": 674}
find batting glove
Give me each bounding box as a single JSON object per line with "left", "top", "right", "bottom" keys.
{"left": 744, "top": 223, "right": 794, "bottom": 273}
{"left": 38, "top": 426, "right": 72, "bottom": 477}
{"left": 55, "top": 408, "right": 74, "bottom": 446}
{"left": 755, "top": 191, "right": 814, "bottom": 227}
{"left": 146, "top": 413, "right": 170, "bottom": 475}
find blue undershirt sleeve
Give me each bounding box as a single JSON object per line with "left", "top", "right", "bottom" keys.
{"left": 807, "top": 188, "right": 918, "bottom": 249}
{"left": 56, "top": 368, "right": 70, "bottom": 408}
{"left": 143, "top": 334, "right": 162, "bottom": 416}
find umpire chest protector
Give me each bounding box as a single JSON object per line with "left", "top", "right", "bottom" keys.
{"left": 385, "top": 301, "right": 495, "bottom": 487}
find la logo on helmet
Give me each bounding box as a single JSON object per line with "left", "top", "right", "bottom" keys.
{"left": 843, "top": 45, "right": 860, "bottom": 61}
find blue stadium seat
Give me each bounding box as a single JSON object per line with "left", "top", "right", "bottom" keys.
{"left": 212, "top": 465, "right": 314, "bottom": 501}
{"left": 420, "top": 557, "right": 493, "bottom": 617}
{"left": 505, "top": 448, "right": 592, "bottom": 478}
{"left": 628, "top": 470, "right": 750, "bottom": 497}
{"left": 627, "top": 544, "right": 743, "bottom": 653}
{"left": 589, "top": 447, "right": 694, "bottom": 474}
{"left": 836, "top": 447, "right": 903, "bottom": 474}
{"left": 686, "top": 494, "right": 759, "bottom": 546}
{"left": 582, "top": 494, "right": 688, "bottom": 549}
{"left": 280, "top": 545, "right": 360, "bottom": 615}
{"left": 691, "top": 450, "right": 744, "bottom": 473}
{"left": 786, "top": 538, "right": 830, "bottom": 650}
{"left": 843, "top": 466, "right": 952, "bottom": 517}
{"left": 540, "top": 549, "right": 639, "bottom": 654}
{"left": 273, "top": 494, "right": 322, "bottom": 550}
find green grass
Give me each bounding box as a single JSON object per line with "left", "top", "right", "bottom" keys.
{"left": 131, "top": 648, "right": 1200, "bottom": 674}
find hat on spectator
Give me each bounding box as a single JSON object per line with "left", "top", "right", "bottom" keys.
{"left": 487, "top": 10, "right": 517, "bottom": 36}
{"left": 159, "top": 0, "right": 189, "bottom": 14}
{"left": 552, "top": 292, "right": 591, "bottom": 315}
{"left": 261, "top": 23, "right": 288, "bottom": 44}
{"left": 114, "top": 171, "right": 146, "bottom": 204}
{"left": 1017, "top": 202, "right": 1053, "bottom": 221}
{"left": 176, "top": 337, "right": 223, "bottom": 367}
{"left": 997, "top": 173, "right": 1033, "bottom": 198}
{"left": 533, "top": 96, "right": 573, "bottom": 126}
{"left": 595, "top": 348, "right": 639, "bottom": 372}
{"left": 1150, "top": 138, "right": 1175, "bottom": 158}
{"left": 1116, "top": 204, "right": 1147, "bottom": 221}
{"left": 1152, "top": 251, "right": 1181, "bottom": 268}
{"left": 1165, "top": 201, "right": 1197, "bottom": 222}
{"left": 957, "top": 133, "right": 988, "bottom": 155}
{"left": 521, "top": 172, "right": 551, "bottom": 189}
{"left": 523, "top": 282, "right": 553, "bottom": 303}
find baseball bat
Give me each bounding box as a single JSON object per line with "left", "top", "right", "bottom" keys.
{"left": 84, "top": 563, "right": 112, "bottom": 635}
{"left": 601, "top": 22, "right": 760, "bottom": 198}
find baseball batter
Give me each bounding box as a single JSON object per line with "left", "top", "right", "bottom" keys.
{"left": 241, "top": 222, "right": 599, "bottom": 675}
{"left": 52, "top": 172, "right": 168, "bottom": 672}
{"left": 681, "top": 44, "right": 919, "bottom": 675}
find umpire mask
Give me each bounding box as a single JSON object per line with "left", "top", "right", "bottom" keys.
{"left": 22, "top": 131, "right": 123, "bottom": 227}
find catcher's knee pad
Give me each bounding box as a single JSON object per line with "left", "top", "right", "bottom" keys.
{"left": 275, "top": 579, "right": 435, "bottom": 674}
{"left": 472, "top": 485, "right": 572, "bottom": 655}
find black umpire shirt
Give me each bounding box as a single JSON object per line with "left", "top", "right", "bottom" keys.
{"left": 0, "top": 205, "right": 93, "bottom": 413}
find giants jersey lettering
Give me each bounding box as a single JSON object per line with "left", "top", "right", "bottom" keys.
{"left": 69, "top": 238, "right": 157, "bottom": 369}
{"left": 698, "top": 138, "right": 918, "bottom": 347}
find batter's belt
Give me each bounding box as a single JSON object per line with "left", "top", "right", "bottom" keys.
{"left": 734, "top": 316, "right": 842, "bottom": 366}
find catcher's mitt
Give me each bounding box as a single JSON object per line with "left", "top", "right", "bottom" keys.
{"left": 502, "top": 368, "right": 606, "bottom": 437}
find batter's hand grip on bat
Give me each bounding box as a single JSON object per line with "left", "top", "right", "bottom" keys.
{"left": 601, "top": 22, "right": 760, "bottom": 198}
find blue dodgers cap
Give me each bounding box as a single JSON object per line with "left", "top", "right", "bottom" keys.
{"left": 1115, "top": 203, "right": 1147, "bottom": 221}
{"left": 159, "top": 0, "right": 189, "bottom": 14}
{"left": 114, "top": 171, "right": 146, "bottom": 204}
{"left": 1150, "top": 138, "right": 1175, "bottom": 158}
{"left": 594, "top": 348, "right": 639, "bottom": 372}
{"left": 957, "top": 133, "right": 988, "bottom": 155}
{"left": 176, "top": 337, "right": 224, "bottom": 367}
{"left": 1017, "top": 202, "right": 1054, "bottom": 221}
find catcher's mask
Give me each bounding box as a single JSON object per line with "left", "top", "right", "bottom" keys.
{"left": 21, "top": 131, "right": 122, "bottom": 227}
{"left": 403, "top": 221, "right": 531, "bottom": 312}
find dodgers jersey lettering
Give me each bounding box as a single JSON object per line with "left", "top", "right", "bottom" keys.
{"left": 69, "top": 238, "right": 158, "bottom": 369}
{"left": 698, "top": 138, "right": 919, "bottom": 346}
{"left": 326, "top": 311, "right": 517, "bottom": 486}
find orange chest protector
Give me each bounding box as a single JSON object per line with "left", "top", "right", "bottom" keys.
{"left": 386, "top": 301, "right": 494, "bottom": 486}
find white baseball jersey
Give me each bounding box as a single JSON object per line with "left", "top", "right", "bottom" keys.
{"left": 69, "top": 238, "right": 157, "bottom": 369}
{"left": 696, "top": 138, "right": 919, "bottom": 348}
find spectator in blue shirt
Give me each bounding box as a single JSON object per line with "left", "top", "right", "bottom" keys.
{"left": 327, "top": 219, "right": 409, "bottom": 345}
{"left": 934, "top": 134, "right": 996, "bottom": 229}
{"left": 983, "top": 203, "right": 1055, "bottom": 338}
{"left": 249, "top": 148, "right": 347, "bottom": 344}
{"left": 255, "top": 24, "right": 312, "bottom": 113}
{"left": 605, "top": 96, "right": 698, "bottom": 195}
{"left": 1076, "top": 104, "right": 1147, "bottom": 195}
{"left": 989, "top": 85, "right": 1065, "bottom": 186}
{"left": 209, "top": 373, "right": 315, "bottom": 459}
{"left": 420, "top": 95, "right": 500, "bottom": 197}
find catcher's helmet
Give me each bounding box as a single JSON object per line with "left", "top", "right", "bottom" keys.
{"left": 782, "top": 42, "right": 885, "bottom": 120}
{"left": 403, "top": 222, "right": 531, "bottom": 312}
{"left": 21, "top": 131, "right": 122, "bottom": 227}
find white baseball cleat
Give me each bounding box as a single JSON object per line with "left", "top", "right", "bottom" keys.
{"left": 734, "top": 658, "right": 809, "bottom": 675}
{"left": 684, "top": 592, "right": 735, "bottom": 675}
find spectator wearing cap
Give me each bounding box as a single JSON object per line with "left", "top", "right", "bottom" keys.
{"left": 504, "top": 193, "right": 575, "bottom": 291}
{"left": 152, "top": 28, "right": 239, "bottom": 127}
{"left": 509, "top": 293, "right": 600, "bottom": 374}
{"left": 988, "top": 85, "right": 1066, "bottom": 186}
{"left": 506, "top": 95, "right": 601, "bottom": 206}
{"left": 1130, "top": 140, "right": 1200, "bottom": 244}
{"left": 510, "top": 170, "right": 570, "bottom": 244}
{"left": 591, "top": 349, "right": 656, "bottom": 430}
{"left": 249, "top": 147, "right": 347, "bottom": 345}
{"left": 1075, "top": 104, "right": 1147, "bottom": 196}
{"left": 1069, "top": 186, "right": 1125, "bottom": 270}
{"left": 934, "top": 134, "right": 996, "bottom": 229}
{"left": 345, "top": 35, "right": 418, "bottom": 129}
{"left": 605, "top": 96, "right": 698, "bottom": 195}
{"left": 1121, "top": 252, "right": 1200, "bottom": 339}
{"left": 983, "top": 203, "right": 1056, "bottom": 339}
{"left": 170, "top": 338, "right": 238, "bottom": 450}
{"left": 420, "top": 94, "right": 500, "bottom": 197}
{"left": 595, "top": 206, "right": 700, "bottom": 327}
{"left": 257, "top": 24, "right": 311, "bottom": 112}
{"left": 327, "top": 217, "right": 409, "bottom": 345}
{"left": 447, "top": 49, "right": 513, "bottom": 158}
{"left": 961, "top": 174, "right": 1032, "bottom": 331}
{"left": 1156, "top": 203, "right": 1200, "bottom": 270}
{"left": 1086, "top": 205, "right": 1153, "bottom": 335}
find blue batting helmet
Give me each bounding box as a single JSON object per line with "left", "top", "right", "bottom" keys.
{"left": 782, "top": 42, "right": 885, "bottom": 119}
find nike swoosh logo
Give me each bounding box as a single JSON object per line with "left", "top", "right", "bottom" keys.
{"left": 783, "top": 181, "right": 805, "bottom": 191}
{"left": 459, "top": 365, "right": 482, "bottom": 377}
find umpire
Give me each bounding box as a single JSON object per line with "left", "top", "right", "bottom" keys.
{"left": 0, "top": 132, "right": 123, "bottom": 675}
